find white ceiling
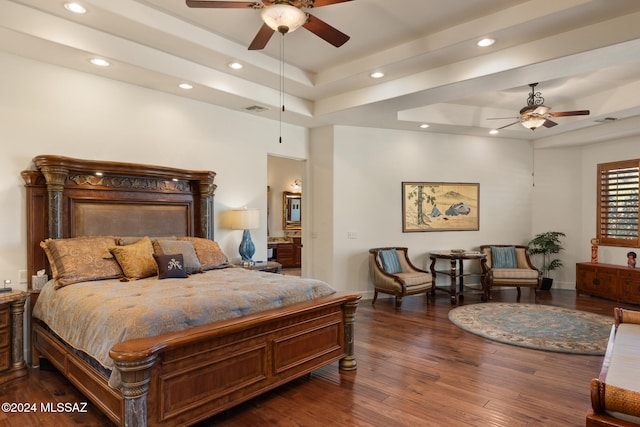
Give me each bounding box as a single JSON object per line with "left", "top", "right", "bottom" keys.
{"left": 3, "top": 0, "right": 640, "bottom": 146}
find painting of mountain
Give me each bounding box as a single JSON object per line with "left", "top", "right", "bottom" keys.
{"left": 402, "top": 182, "right": 479, "bottom": 232}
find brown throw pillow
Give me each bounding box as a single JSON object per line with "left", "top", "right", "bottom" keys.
{"left": 178, "top": 237, "right": 228, "bottom": 270}
{"left": 40, "top": 236, "right": 123, "bottom": 288}
{"left": 153, "top": 253, "right": 188, "bottom": 279}
{"left": 109, "top": 236, "right": 157, "bottom": 280}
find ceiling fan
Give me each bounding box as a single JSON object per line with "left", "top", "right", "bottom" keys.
{"left": 185, "top": 0, "right": 352, "bottom": 50}
{"left": 487, "top": 83, "right": 590, "bottom": 131}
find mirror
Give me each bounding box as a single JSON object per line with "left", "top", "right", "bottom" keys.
{"left": 283, "top": 191, "right": 301, "bottom": 230}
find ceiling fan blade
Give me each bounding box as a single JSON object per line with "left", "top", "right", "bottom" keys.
{"left": 185, "top": 0, "right": 258, "bottom": 8}
{"left": 309, "top": 0, "right": 354, "bottom": 7}
{"left": 248, "top": 23, "right": 275, "bottom": 50}
{"left": 303, "top": 13, "right": 350, "bottom": 47}
{"left": 549, "top": 110, "right": 590, "bottom": 117}
{"left": 543, "top": 120, "right": 558, "bottom": 128}
{"left": 486, "top": 117, "right": 520, "bottom": 120}
{"left": 495, "top": 121, "right": 521, "bottom": 130}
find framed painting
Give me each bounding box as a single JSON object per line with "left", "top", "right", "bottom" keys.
{"left": 402, "top": 182, "right": 479, "bottom": 232}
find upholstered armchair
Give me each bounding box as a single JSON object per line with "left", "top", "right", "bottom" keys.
{"left": 369, "top": 247, "right": 433, "bottom": 309}
{"left": 480, "top": 245, "right": 542, "bottom": 300}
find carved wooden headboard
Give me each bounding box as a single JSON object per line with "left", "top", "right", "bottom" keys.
{"left": 21, "top": 155, "right": 216, "bottom": 290}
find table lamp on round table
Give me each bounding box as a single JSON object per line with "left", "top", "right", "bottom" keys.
{"left": 231, "top": 208, "right": 260, "bottom": 264}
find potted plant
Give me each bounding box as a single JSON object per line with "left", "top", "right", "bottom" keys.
{"left": 528, "top": 231, "right": 566, "bottom": 290}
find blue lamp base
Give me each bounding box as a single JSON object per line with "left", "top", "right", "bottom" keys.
{"left": 239, "top": 229, "right": 255, "bottom": 263}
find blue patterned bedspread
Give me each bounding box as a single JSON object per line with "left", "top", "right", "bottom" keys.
{"left": 33, "top": 267, "right": 335, "bottom": 387}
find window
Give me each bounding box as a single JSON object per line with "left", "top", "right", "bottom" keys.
{"left": 597, "top": 159, "right": 640, "bottom": 247}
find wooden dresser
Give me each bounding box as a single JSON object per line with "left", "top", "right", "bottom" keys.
{"left": 0, "top": 290, "right": 28, "bottom": 386}
{"left": 576, "top": 262, "right": 640, "bottom": 304}
{"left": 268, "top": 237, "right": 302, "bottom": 268}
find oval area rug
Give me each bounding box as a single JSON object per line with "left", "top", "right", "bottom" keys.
{"left": 448, "top": 303, "right": 613, "bottom": 355}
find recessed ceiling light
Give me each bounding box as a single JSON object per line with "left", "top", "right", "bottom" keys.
{"left": 64, "top": 3, "right": 86, "bottom": 14}
{"left": 489, "top": 129, "right": 499, "bottom": 135}
{"left": 228, "top": 62, "right": 243, "bottom": 70}
{"left": 178, "top": 83, "right": 193, "bottom": 90}
{"left": 419, "top": 124, "right": 430, "bottom": 129}
{"left": 89, "top": 58, "right": 110, "bottom": 67}
{"left": 477, "top": 38, "right": 495, "bottom": 47}
{"left": 370, "top": 71, "right": 384, "bottom": 79}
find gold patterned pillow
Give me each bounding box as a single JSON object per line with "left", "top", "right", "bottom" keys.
{"left": 109, "top": 236, "right": 157, "bottom": 280}
{"left": 153, "top": 239, "right": 202, "bottom": 274}
{"left": 178, "top": 237, "right": 228, "bottom": 270}
{"left": 40, "top": 236, "right": 123, "bottom": 288}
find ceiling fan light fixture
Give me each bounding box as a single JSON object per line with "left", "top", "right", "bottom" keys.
{"left": 261, "top": 4, "right": 307, "bottom": 34}
{"left": 521, "top": 117, "right": 546, "bottom": 130}
{"left": 532, "top": 105, "right": 550, "bottom": 115}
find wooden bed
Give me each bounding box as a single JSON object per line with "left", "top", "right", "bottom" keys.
{"left": 22, "top": 155, "right": 360, "bottom": 427}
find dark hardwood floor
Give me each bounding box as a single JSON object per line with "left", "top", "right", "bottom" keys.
{"left": 1, "top": 288, "right": 635, "bottom": 426}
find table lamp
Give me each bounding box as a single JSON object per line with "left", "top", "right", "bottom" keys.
{"left": 231, "top": 208, "right": 260, "bottom": 263}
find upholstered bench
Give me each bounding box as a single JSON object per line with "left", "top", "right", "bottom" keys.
{"left": 587, "top": 307, "right": 640, "bottom": 426}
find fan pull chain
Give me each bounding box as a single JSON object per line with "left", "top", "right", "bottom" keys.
{"left": 279, "top": 33, "right": 285, "bottom": 143}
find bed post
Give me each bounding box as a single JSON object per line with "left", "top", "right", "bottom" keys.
{"left": 113, "top": 355, "right": 157, "bottom": 427}
{"left": 198, "top": 176, "right": 216, "bottom": 240}
{"left": 339, "top": 297, "right": 360, "bottom": 371}
{"left": 38, "top": 166, "right": 69, "bottom": 239}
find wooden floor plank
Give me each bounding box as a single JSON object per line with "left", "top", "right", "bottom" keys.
{"left": 1, "top": 289, "right": 634, "bottom": 426}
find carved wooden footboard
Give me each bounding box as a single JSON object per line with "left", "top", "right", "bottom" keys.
{"left": 32, "top": 293, "right": 359, "bottom": 426}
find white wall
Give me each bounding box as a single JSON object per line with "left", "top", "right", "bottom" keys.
{"left": 308, "top": 126, "right": 335, "bottom": 284}
{"left": 531, "top": 148, "right": 582, "bottom": 288}
{"left": 0, "top": 52, "right": 309, "bottom": 289}
{"left": 311, "top": 126, "right": 535, "bottom": 297}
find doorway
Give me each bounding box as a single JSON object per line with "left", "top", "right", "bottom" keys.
{"left": 267, "top": 155, "right": 305, "bottom": 276}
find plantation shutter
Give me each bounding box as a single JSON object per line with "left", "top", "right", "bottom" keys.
{"left": 597, "top": 159, "right": 640, "bottom": 247}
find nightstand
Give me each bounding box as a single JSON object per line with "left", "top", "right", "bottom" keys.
{"left": 237, "top": 261, "right": 282, "bottom": 274}
{"left": 0, "top": 290, "right": 27, "bottom": 386}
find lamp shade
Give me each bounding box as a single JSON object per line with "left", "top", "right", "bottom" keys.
{"left": 261, "top": 4, "right": 307, "bottom": 34}
{"left": 521, "top": 117, "right": 547, "bottom": 130}
{"left": 231, "top": 208, "right": 260, "bottom": 230}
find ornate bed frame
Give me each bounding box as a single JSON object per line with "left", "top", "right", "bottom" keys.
{"left": 22, "top": 155, "right": 360, "bottom": 427}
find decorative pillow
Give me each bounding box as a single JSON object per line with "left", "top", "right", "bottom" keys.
{"left": 153, "top": 239, "right": 202, "bottom": 274}
{"left": 153, "top": 253, "right": 188, "bottom": 279}
{"left": 40, "top": 236, "right": 123, "bottom": 288}
{"left": 491, "top": 246, "right": 518, "bottom": 268}
{"left": 115, "top": 236, "right": 142, "bottom": 246}
{"left": 116, "top": 236, "right": 176, "bottom": 246}
{"left": 379, "top": 249, "right": 402, "bottom": 274}
{"left": 40, "top": 243, "right": 59, "bottom": 282}
{"left": 178, "top": 237, "right": 228, "bottom": 270}
{"left": 109, "top": 236, "right": 157, "bottom": 280}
